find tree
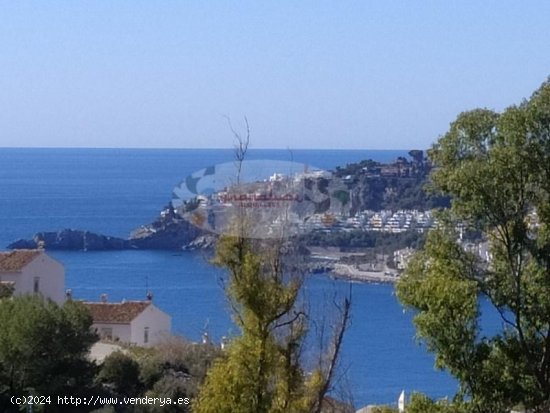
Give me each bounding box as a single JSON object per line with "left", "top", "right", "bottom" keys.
{"left": 194, "top": 126, "right": 351, "bottom": 413}
{"left": 397, "top": 78, "right": 550, "bottom": 412}
{"left": 132, "top": 336, "right": 221, "bottom": 413}
{"left": 195, "top": 234, "right": 350, "bottom": 413}
{"left": 97, "top": 351, "right": 142, "bottom": 398}
{"left": 0, "top": 295, "right": 98, "bottom": 412}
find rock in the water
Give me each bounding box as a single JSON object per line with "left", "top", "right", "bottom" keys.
{"left": 8, "top": 238, "right": 38, "bottom": 249}
{"left": 8, "top": 229, "right": 129, "bottom": 251}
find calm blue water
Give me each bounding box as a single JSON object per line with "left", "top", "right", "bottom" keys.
{"left": 0, "top": 148, "right": 475, "bottom": 407}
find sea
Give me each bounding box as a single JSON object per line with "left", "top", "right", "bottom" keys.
{"left": 0, "top": 148, "right": 498, "bottom": 408}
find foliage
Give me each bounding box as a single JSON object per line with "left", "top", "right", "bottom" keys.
{"left": 193, "top": 133, "right": 351, "bottom": 413}
{"left": 92, "top": 338, "right": 220, "bottom": 412}
{"left": 141, "top": 374, "right": 191, "bottom": 413}
{"left": 405, "top": 393, "right": 468, "bottom": 413}
{"left": 133, "top": 336, "right": 221, "bottom": 400}
{"left": 334, "top": 152, "right": 449, "bottom": 212}
{"left": 194, "top": 231, "right": 350, "bottom": 413}
{"left": 370, "top": 393, "right": 469, "bottom": 413}
{"left": 97, "top": 351, "right": 142, "bottom": 397}
{"left": 371, "top": 406, "right": 398, "bottom": 413}
{"left": 0, "top": 282, "right": 14, "bottom": 299}
{"left": 194, "top": 236, "right": 312, "bottom": 413}
{"left": 0, "top": 295, "right": 98, "bottom": 412}
{"left": 397, "top": 78, "right": 550, "bottom": 412}
{"left": 357, "top": 176, "right": 449, "bottom": 212}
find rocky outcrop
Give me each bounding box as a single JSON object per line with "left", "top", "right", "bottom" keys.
{"left": 129, "top": 217, "right": 205, "bottom": 250}
{"left": 181, "top": 235, "right": 217, "bottom": 251}
{"left": 8, "top": 229, "right": 130, "bottom": 251}
{"left": 8, "top": 212, "right": 209, "bottom": 251}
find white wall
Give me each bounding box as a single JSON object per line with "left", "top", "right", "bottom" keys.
{"left": 93, "top": 322, "right": 132, "bottom": 344}
{"left": 0, "top": 253, "right": 65, "bottom": 304}
{"left": 20, "top": 253, "right": 65, "bottom": 304}
{"left": 0, "top": 272, "right": 18, "bottom": 285}
{"left": 131, "top": 304, "right": 171, "bottom": 346}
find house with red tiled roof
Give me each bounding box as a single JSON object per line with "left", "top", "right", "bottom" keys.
{"left": 0, "top": 250, "right": 65, "bottom": 303}
{"left": 83, "top": 298, "right": 171, "bottom": 346}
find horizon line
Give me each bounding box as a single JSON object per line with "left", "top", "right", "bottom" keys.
{"left": 0, "top": 146, "right": 423, "bottom": 151}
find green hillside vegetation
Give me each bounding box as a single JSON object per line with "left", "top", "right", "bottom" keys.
{"left": 334, "top": 152, "right": 450, "bottom": 212}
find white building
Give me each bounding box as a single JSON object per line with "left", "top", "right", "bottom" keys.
{"left": 394, "top": 247, "right": 415, "bottom": 270}
{"left": 83, "top": 299, "right": 171, "bottom": 346}
{"left": 0, "top": 249, "right": 65, "bottom": 304}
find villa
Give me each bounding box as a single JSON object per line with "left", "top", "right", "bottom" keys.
{"left": 0, "top": 249, "right": 65, "bottom": 303}
{"left": 83, "top": 297, "right": 171, "bottom": 346}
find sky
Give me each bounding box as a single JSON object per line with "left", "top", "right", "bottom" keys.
{"left": 1, "top": 1, "right": 549, "bottom": 150}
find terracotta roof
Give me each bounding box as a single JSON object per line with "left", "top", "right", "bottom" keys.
{"left": 83, "top": 301, "right": 151, "bottom": 324}
{"left": 0, "top": 250, "right": 42, "bottom": 272}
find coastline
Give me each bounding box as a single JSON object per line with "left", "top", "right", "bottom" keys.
{"left": 308, "top": 246, "right": 401, "bottom": 284}
{"left": 330, "top": 263, "right": 400, "bottom": 284}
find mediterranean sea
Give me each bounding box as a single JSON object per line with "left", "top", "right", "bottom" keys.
{"left": 0, "top": 148, "right": 490, "bottom": 407}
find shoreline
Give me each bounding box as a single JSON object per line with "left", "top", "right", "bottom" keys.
{"left": 308, "top": 247, "right": 401, "bottom": 284}
{"left": 329, "top": 262, "right": 400, "bottom": 284}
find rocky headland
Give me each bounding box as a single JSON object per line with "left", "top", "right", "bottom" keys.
{"left": 8, "top": 211, "right": 211, "bottom": 251}
{"left": 8, "top": 153, "right": 442, "bottom": 282}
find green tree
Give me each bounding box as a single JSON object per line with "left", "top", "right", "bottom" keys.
{"left": 194, "top": 132, "right": 351, "bottom": 413}
{"left": 97, "top": 351, "right": 142, "bottom": 398}
{"left": 397, "top": 78, "right": 550, "bottom": 412}
{"left": 0, "top": 295, "right": 98, "bottom": 412}
{"left": 195, "top": 235, "right": 346, "bottom": 413}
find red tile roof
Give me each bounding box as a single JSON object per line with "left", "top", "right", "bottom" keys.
{"left": 0, "top": 250, "right": 42, "bottom": 272}
{"left": 83, "top": 301, "right": 151, "bottom": 324}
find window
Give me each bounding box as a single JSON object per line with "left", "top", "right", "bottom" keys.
{"left": 144, "top": 327, "right": 149, "bottom": 344}
{"left": 100, "top": 327, "right": 113, "bottom": 340}
{"left": 33, "top": 277, "right": 40, "bottom": 293}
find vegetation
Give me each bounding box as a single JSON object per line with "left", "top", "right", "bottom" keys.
{"left": 0, "top": 295, "right": 98, "bottom": 412}
{"left": 194, "top": 133, "right": 351, "bottom": 413}
{"left": 194, "top": 233, "right": 350, "bottom": 413}
{"left": 0, "top": 293, "right": 222, "bottom": 413}
{"left": 334, "top": 151, "right": 449, "bottom": 212}
{"left": 371, "top": 393, "right": 469, "bottom": 413}
{"left": 97, "top": 351, "right": 142, "bottom": 398}
{"left": 93, "top": 337, "right": 221, "bottom": 412}
{"left": 0, "top": 282, "right": 14, "bottom": 299}
{"left": 397, "top": 78, "right": 550, "bottom": 412}
{"left": 304, "top": 229, "right": 425, "bottom": 253}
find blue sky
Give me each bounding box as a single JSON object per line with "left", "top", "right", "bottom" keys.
{"left": 1, "top": 1, "right": 549, "bottom": 149}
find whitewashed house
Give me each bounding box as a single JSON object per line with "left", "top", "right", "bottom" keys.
{"left": 0, "top": 249, "right": 65, "bottom": 303}
{"left": 83, "top": 299, "right": 171, "bottom": 346}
